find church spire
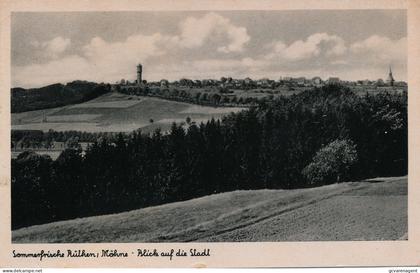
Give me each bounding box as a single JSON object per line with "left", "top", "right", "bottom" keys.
{"left": 387, "top": 65, "right": 395, "bottom": 86}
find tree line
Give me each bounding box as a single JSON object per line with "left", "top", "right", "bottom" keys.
{"left": 12, "top": 130, "right": 118, "bottom": 149}
{"left": 12, "top": 81, "right": 111, "bottom": 113}
{"left": 11, "top": 85, "right": 407, "bottom": 229}
{"left": 117, "top": 85, "right": 260, "bottom": 107}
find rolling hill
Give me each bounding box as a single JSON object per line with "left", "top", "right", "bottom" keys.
{"left": 11, "top": 81, "right": 110, "bottom": 113}
{"left": 12, "top": 176, "right": 407, "bottom": 243}
{"left": 12, "top": 92, "right": 245, "bottom": 133}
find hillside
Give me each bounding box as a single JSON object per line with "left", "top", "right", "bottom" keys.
{"left": 12, "top": 176, "right": 407, "bottom": 243}
{"left": 11, "top": 81, "right": 110, "bottom": 113}
{"left": 12, "top": 92, "right": 245, "bottom": 133}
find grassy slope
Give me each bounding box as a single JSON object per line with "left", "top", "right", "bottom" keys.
{"left": 12, "top": 176, "right": 407, "bottom": 243}
{"left": 12, "top": 93, "right": 245, "bottom": 133}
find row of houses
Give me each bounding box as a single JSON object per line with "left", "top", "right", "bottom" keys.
{"left": 113, "top": 64, "right": 407, "bottom": 90}
{"left": 116, "top": 76, "right": 406, "bottom": 90}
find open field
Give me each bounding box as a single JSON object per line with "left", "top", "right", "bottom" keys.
{"left": 69, "top": 100, "right": 140, "bottom": 108}
{"left": 11, "top": 93, "right": 245, "bottom": 133}
{"left": 11, "top": 150, "right": 62, "bottom": 160}
{"left": 12, "top": 176, "right": 407, "bottom": 243}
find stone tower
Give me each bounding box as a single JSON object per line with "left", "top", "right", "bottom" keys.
{"left": 137, "top": 64, "right": 143, "bottom": 85}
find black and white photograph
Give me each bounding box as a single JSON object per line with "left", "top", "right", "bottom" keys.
{"left": 8, "top": 8, "right": 410, "bottom": 244}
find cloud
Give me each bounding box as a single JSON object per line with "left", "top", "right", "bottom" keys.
{"left": 13, "top": 20, "right": 407, "bottom": 88}
{"left": 158, "top": 34, "right": 405, "bottom": 81}
{"left": 350, "top": 35, "right": 406, "bottom": 64}
{"left": 14, "top": 33, "right": 180, "bottom": 87}
{"left": 32, "top": 36, "right": 71, "bottom": 59}
{"left": 265, "top": 33, "right": 405, "bottom": 67}
{"left": 45, "top": 37, "right": 71, "bottom": 54}
{"left": 178, "top": 12, "right": 250, "bottom": 53}
{"left": 81, "top": 33, "right": 178, "bottom": 71}
{"left": 13, "top": 12, "right": 254, "bottom": 87}
{"left": 267, "top": 33, "right": 346, "bottom": 61}
{"left": 13, "top": 55, "right": 91, "bottom": 87}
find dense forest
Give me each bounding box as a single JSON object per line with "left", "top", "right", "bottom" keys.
{"left": 11, "top": 81, "right": 111, "bottom": 113}
{"left": 11, "top": 85, "right": 407, "bottom": 229}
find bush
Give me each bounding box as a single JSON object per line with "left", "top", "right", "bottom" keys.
{"left": 302, "top": 139, "right": 358, "bottom": 186}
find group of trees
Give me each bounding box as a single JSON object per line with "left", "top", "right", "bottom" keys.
{"left": 118, "top": 85, "right": 259, "bottom": 107}
{"left": 12, "top": 81, "right": 111, "bottom": 113}
{"left": 11, "top": 85, "right": 407, "bottom": 229}
{"left": 151, "top": 77, "right": 295, "bottom": 90}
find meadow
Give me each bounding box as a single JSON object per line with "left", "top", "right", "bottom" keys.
{"left": 11, "top": 93, "right": 246, "bottom": 133}
{"left": 12, "top": 176, "right": 407, "bottom": 242}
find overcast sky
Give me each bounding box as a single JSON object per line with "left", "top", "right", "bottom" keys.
{"left": 11, "top": 10, "right": 406, "bottom": 88}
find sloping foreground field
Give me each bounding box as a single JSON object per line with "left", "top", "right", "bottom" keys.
{"left": 12, "top": 176, "right": 407, "bottom": 243}
{"left": 12, "top": 93, "right": 245, "bottom": 133}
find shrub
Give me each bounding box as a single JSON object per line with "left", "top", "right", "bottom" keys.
{"left": 302, "top": 139, "right": 358, "bottom": 185}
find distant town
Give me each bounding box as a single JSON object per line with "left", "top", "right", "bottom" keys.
{"left": 113, "top": 64, "right": 407, "bottom": 93}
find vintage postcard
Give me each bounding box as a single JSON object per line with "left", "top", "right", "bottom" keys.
{"left": 0, "top": 0, "right": 419, "bottom": 268}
